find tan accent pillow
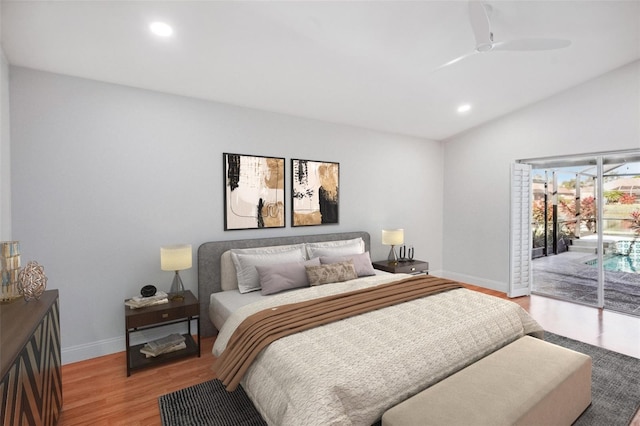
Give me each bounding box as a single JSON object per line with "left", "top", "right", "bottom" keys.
{"left": 305, "top": 261, "right": 358, "bottom": 286}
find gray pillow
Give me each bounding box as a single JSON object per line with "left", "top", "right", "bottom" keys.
{"left": 256, "top": 258, "right": 321, "bottom": 295}
{"left": 319, "top": 251, "right": 376, "bottom": 277}
{"left": 305, "top": 261, "right": 358, "bottom": 286}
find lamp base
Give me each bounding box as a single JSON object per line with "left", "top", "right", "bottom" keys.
{"left": 169, "top": 271, "right": 185, "bottom": 301}
{"left": 387, "top": 245, "right": 398, "bottom": 264}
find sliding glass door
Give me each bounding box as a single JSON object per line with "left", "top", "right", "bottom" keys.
{"left": 600, "top": 154, "right": 640, "bottom": 315}
{"left": 516, "top": 150, "right": 640, "bottom": 316}
{"left": 530, "top": 159, "right": 600, "bottom": 306}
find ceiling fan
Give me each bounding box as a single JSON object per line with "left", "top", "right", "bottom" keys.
{"left": 436, "top": 1, "right": 571, "bottom": 70}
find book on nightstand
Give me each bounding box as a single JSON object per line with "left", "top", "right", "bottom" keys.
{"left": 125, "top": 291, "right": 169, "bottom": 309}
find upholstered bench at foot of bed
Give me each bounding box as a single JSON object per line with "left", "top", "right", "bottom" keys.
{"left": 382, "top": 335, "right": 592, "bottom": 426}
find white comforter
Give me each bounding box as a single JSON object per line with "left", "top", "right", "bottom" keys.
{"left": 213, "top": 274, "right": 544, "bottom": 426}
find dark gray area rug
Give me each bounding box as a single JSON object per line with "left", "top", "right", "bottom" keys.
{"left": 545, "top": 332, "right": 640, "bottom": 426}
{"left": 159, "top": 378, "right": 266, "bottom": 426}
{"left": 158, "top": 332, "right": 640, "bottom": 426}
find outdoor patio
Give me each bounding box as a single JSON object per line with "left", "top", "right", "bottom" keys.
{"left": 532, "top": 251, "right": 640, "bottom": 316}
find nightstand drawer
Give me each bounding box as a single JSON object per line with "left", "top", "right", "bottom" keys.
{"left": 126, "top": 307, "right": 184, "bottom": 328}
{"left": 125, "top": 300, "right": 199, "bottom": 329}
{"left": 394, "top": 262, "right": 429, "bottom": 274}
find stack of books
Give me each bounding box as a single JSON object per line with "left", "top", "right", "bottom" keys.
{"left": 140, "top": 333, "right": 186, "bottom": 358}
{"left": 125, "top": 291, "right": 169, "bottom": 309}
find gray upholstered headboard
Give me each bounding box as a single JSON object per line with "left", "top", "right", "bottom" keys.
{"left": 197, "top": 231, "right": 371, "bottom": 337}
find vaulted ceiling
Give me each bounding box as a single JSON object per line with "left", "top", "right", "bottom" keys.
{"left": 2, "top": 1, "right": 639, "bottom": 140}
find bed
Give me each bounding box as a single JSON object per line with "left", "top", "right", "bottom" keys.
{"left": 198, "top": 231, "right": 544, "bottom": 426}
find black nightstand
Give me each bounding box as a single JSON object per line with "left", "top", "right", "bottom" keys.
{"left": 372, "top": 259, "right": 429, "bottom": 275}
{"left": 124, "top": 290, "right": 200, "bottom": 376}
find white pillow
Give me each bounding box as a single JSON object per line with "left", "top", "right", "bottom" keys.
{"left": 230, "top": 244, "right": 307, "bottom": 293}
{"left": 222, "top": 246, "right": 303, "bottom": 291}
{"left": 220, "top": 251, "right": 239, "bottom": 291}
{"left": 306, "top": 238, "right": 365, "bottom": 259}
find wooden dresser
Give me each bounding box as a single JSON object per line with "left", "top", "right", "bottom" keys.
{"left": 1, "top": 290, "right": 61, "bottom": 425}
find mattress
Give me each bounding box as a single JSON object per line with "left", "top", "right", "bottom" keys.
{"left": 209, "top": 269, "right": 392, "bottom": 331}
{"left": 209, "top": 290, "right": 266, "bottom": 331}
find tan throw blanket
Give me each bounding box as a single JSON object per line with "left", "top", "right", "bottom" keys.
{"left": 215, "top": 275, "right": 462, "bottom": 391}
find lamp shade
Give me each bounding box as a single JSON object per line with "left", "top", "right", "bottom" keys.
{"left": 160, "top": 244, "right": 192, "bottom": 271}
{"left": 382, "top": 229, "right": 404, "bottom": 246}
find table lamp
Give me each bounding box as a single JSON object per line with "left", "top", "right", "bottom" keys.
{"left": 161, "top": 244, "right": 192, "bottom": 301}
{"left": 382, "top": 229, "right": 404, "bottom": 264}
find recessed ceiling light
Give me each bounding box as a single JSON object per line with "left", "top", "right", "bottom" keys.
{"left": 457, "top": 104, "right": 472, "bottom": 114}
{"left": 149, "top": 22, "right": 173, "bottom": 37}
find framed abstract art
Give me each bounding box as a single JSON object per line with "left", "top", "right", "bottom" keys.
{"left": 223, "top": 153, "right": 285, "bottom": 230}
{"left": 291, "top": 159, "right": 339, "bottom": 227}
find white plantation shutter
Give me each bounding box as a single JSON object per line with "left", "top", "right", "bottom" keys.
{"left": 509, "top": 163, "right": 532, "bottom": 297}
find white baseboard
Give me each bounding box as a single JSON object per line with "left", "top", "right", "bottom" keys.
{"left": 62, "top": 336, "right": 124, "bottom": 365}
{"left": 61, "top": 319, "right": 199, "bottom": 365}
{"left": 438, "top": 270, "right": 508, "bottom": 294}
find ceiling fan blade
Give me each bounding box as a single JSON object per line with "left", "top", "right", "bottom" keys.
{"left": 468, "top": 1, "right": 492, "bottom": 48}
{"left": 432, "top": 1, "right": 571, "bottom": 73}
{"left": 492, "top": 38, "right": 571, "bottom": 51}
{"left": 433, "top": 51, "right": 477, "bottom": 72}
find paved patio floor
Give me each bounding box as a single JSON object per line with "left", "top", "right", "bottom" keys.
{"left": 532, "top": 251, "right": 640, "bottom": 316}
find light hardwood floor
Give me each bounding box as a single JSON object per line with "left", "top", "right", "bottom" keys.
{"left": 59, "top": 288, "right": 640, "bottom": 425}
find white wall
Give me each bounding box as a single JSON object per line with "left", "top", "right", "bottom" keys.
{"left": 442, "top": 60, "right": 640, "bottom": 292}
{"left": 9, "top": 67, "right": 444, "bottom": 363}
{"left": 0, "top": 50, "right": 10, "bottom": 241}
